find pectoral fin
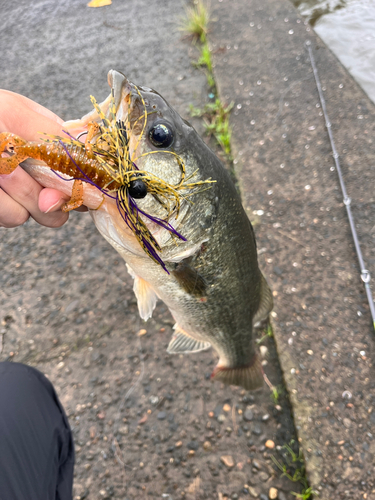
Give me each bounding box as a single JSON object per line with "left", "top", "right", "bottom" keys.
{"left": 126, "top": 265, "right": 157, "bottom": 320}
{"left": 172, "top": 262, "right": 207, "bottom": 298}
{"left": 253, "top": 274, "right": 273, "bottom": 327}
{"left": 167, "top": 326, "right": 211, "bottom": 354}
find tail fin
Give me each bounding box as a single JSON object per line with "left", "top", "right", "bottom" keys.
{"left": 211, "top": 355, "right": 264, "bottom": 390}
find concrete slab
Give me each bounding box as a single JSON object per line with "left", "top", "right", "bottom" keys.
{"left": 210, "top": 0, "right": 375, "bottom": 497}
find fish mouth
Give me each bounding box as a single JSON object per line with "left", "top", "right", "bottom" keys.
{"left": 107, "top": 70, "right": 131, "bottom": 121}
{"left": 107, "top": 70, "right": 146, "bottom": 135}
{"left": 104, "top": 70, "right": 185, "bottom": 265}
{"left": 107, "top": 70, "right": 128, "bottom": 110}
{"left": 101, "top": 70, "right": 211, "bottom": 269}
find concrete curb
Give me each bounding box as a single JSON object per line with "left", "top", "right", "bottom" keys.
{"left": 210, "top": 0, "right": 375, "bottom": 497}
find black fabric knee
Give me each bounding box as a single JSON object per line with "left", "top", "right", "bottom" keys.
{"left": 0, "top": 362, "right": 74, "bottom": 500}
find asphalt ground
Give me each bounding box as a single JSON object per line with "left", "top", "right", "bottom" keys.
{"left": 1, "top": 2, "right": 299, "bottom": 500}
{"left": 1, "top": 0, "right": 375, "bottom": 499}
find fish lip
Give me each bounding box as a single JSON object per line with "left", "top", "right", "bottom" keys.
{"left": 107, "top": 70, "right": 128, "bottom": 106}
{"left": 107, "top": 69, "right": 133, "bottom": 121}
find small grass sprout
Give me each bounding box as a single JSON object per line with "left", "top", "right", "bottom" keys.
{"left": 190, "top": 99, "right": 233, "bottom": 157}
{"left": 272, "top": 441, "right": 318, "bottom": 499}
{"left": 179, "top": 1, "right": 210, "bottom": 43}
{"left": 194, "top": 43, "right": 213, "bottom": 73}
{"left": 270, "top": 384, "right": 283, "bottom": 404}
{"left": 262, "top": 370, "right": 283, "bottom": 405}
{"left": 181, "top": 1, "right": 234, "bottom": 163}
{"left": 256, "top": 323, "right": 274, "bottom": 345}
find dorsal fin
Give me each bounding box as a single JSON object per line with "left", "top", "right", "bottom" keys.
{"left": 167, "top": 325, "right": 211, "bottom": 354}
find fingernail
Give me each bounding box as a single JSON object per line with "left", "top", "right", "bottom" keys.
{"left": 43, "top": 199, "right": 63, "bottom": 214}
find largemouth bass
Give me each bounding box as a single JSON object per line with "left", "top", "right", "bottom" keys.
{"left": 0, "top": 70, "right": 273, "bottom": 390}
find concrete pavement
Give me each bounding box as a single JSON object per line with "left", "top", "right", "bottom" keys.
{"left": 210, "top": 0, "right": 375, "bottom": 497}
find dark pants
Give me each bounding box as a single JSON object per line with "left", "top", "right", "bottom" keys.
{"left": 0, "top": 362, "right": 74, "bottom": 500}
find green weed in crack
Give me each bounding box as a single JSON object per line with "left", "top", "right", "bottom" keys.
{"left": 180, "top": 1, "right": 234, "bottom": 161}
{"left": 189, "top": 99, "right": 233, "bottom": 158}
{"left": 256, "top": 323, "right": 274, "bottom": 345}
{"left": 272, "top": 441, "right": 318, "bottom": 499}
{"left": 178, "top": 0, "right": 210, "bottom": 43}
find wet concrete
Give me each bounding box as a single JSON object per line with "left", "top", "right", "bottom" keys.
{"left": 210, "top": 0, "right": 375, "bottom": 497}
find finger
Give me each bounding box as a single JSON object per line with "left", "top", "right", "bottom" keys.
{"left": 38, "top": 188, "right": 88, "bottom": 214}
{"left": 0, "top": 91, "right": 89, "bottom": 142}
{"left": 0, "top": 168, "right": 69, "bottom": 228}
{"left": 0, "top": 188, "right": 29, "bottom": 228}
{"left": 0, "top": 90, "right": 64, "bottom": 140}
{"left": 0, "top": 90, "right": 63, "bottom": 123}
{"left": 38, "top": 188, "right": 69, "bottom": 213}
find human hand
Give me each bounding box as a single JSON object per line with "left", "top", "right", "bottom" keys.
{"left": 0, "top": 90, "right": 87, "bottom": 228}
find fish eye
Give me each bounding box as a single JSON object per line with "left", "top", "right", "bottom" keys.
{"left": 128, "top": 179, "right": 148, "bottom": 199}
{"left": 149, "top": 122, "right": 174, "bottom": 148}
